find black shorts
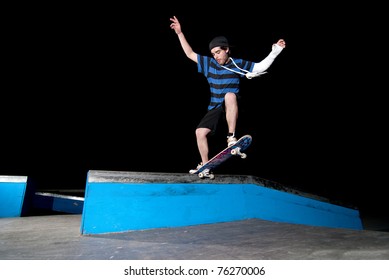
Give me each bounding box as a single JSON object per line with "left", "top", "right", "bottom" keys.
{"left": 196, "top": 106, "right": 224, "bottom": 135}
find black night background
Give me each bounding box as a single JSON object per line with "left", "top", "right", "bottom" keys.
{"left": 2, "top": 3, "right": 386, "bottom": 222}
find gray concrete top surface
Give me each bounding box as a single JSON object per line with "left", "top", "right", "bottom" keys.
{"left": 86, "top": 170, "right": 336, "bottom": 206}
{"left": 0, "top": 175, "right": 28, "bottom": 183}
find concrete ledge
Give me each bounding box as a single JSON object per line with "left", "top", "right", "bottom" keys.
{"left": 86, "top": 170, "right": 330, "bottom": 201}
{"left": 34, "top": 192, "right": 84, "bottom": 214}
{"left": 81, "top": 170, "right": 363, "bottom": 234}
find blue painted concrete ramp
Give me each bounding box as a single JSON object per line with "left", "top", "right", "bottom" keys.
{"left": 80, "top": 170, "right": 363, "bottom": 235}
{"left": 0, "top": 175, "right": 28, "bottom": 218}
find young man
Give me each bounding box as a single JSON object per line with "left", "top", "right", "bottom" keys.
{"left": 169, "top": 15, "right": 286, "bottom": 174}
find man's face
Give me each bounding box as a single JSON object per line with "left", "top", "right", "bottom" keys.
{"left": 211, "top": 47, "right": 229, "bottom": 65}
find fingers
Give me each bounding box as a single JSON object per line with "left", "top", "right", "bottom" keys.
{"left": 277, "top": 39, "right": 286, "bottom": 48}
{"left": 170, "top": 15, "right": 178, "bottom": 23}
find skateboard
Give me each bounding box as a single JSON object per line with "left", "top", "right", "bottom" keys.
{"left": 190, "top": 134, "right": 252, "bottom": 179}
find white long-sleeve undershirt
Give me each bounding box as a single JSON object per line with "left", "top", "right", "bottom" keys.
{"left": 252, "top": 43, "right": 284, "bottom": 74}
{"left": 220, "top": 43, "right": 284, "bottom": 79}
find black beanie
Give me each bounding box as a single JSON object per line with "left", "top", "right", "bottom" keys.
{"left": 209, "top": 36, "right": 229, "bottom": 50}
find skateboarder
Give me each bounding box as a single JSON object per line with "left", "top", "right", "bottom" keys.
{"left": 169, "top": 16, "right": 286, "bottom": 173}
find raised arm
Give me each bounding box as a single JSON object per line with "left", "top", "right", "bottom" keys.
{"left": 251, "top": 39, "right": 286, "bottom": 75}
{"left": 169, "top": 16, "right": 198, "bottom": 63}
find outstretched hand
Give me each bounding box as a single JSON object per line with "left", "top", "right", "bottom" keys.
{"left": 276, "top": 39, "right": 286, "bottom": 48}
{"left": 169, "top": 16, "right": 182, "bottom": 35}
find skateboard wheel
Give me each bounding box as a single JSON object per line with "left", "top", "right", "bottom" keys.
{"left": 208, "top": 174, "right": 215, "bottom": 179}
{"left": 231, "top": 147, "right": 240, "bottom": 155}
{"left": 198, "top": 173, "right": 204, "bottom": 178}
{"left": 240, "top": 153, "right": 247, "bottom": 159}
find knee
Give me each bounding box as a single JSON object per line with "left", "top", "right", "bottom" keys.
{"left": 195, "top": 128, "right": 209, "bottom": 139}
{"left": 224, "top": 93, "right": 237, "bottom": 105}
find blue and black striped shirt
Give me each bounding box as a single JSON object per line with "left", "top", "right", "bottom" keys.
{"left": 197, "top": 54, "right": 254, "bottom": 111}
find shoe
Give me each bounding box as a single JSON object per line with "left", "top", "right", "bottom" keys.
{"left": 227, "top": 135, "right": 238, "bottom": 147}
{"left": 189, "top": 162, "right": 203, "bottom": 174}
{"left": 189, "top": 162, "right": 210, "bottom": 174}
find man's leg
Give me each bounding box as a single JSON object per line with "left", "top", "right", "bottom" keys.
{"left": 224, "top": 92, "right": 238, "bottom": 145}
{"left": 195, "top": 127, "right": 211, "bottom": 164}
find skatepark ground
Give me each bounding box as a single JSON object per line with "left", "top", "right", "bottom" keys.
{"left": 1, "top": 212, "right": 389, "bottom": 260}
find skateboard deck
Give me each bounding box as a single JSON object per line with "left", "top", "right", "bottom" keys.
{"left": 191, "top": 134, "right": 252, "bottom": 179}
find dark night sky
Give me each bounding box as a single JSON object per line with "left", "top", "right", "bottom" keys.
{"left": 2, "top": 4, "right": 386, "bottom": 217}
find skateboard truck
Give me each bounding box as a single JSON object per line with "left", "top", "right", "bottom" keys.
{"left": 198, "top": 170, "right": 215, "bottom": 179}
{"left": 230, "top": 147, "right": 247, "bottom": 159}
